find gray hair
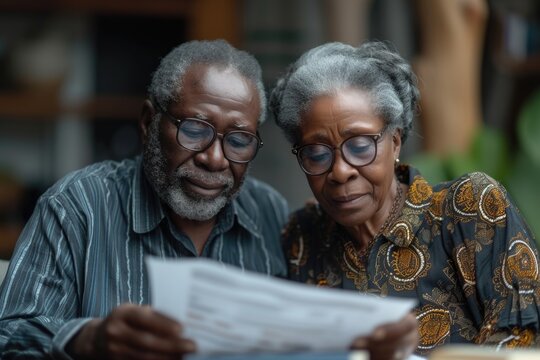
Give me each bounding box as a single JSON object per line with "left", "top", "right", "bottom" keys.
{"left": 269, "top": 41, "right": 419, "bottom": 143}
{"left": 148, "top": 39, "right": 267, "bottom": 124}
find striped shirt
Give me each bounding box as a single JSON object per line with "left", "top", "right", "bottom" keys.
{"left": 0, "top": 157, "right": 289, "bottom": 359}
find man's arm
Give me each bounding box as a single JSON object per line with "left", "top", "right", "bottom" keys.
{"left": 0, "top": 195, "right": 87, "bottom": 359}
{"left": 0, "top": 192, "right": 196, "bottom": 360}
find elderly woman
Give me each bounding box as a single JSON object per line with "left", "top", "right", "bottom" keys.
{"left": 269, "top": 40, "right": 540, "bottom": 357}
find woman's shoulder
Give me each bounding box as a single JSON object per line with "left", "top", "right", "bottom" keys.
{"left": 442, "top": 171, "right": 507, "bottom": 199}
{"left": 283, "top": 202, "right": 331, "bottom": 243}
{"left": 449, "top": 171, "right": 504, "bottom": 190}
{"left": 291, "top": 201, "right": 325, "bottom": 220}
{"left": 435, "top": 171, "right": 510, "bottom": 223}
{"left": 282, "top": 202, "right": 335, "bottom": 272}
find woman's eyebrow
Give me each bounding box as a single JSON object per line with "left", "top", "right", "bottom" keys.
{"left": 299, "top": 131, "right": 327, "bottom": 143}
{"left": 341, "top": 127, "right": 379, "bottom": 136}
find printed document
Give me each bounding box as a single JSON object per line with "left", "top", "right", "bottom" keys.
{"left": 147, "top": 257, "right": 417, "bottom": 355}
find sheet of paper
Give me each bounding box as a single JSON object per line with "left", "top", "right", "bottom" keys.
{"left": 147, "top": 257, "right": 417, "bottom": 355}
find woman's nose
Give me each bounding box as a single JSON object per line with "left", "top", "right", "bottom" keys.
{"left": 327, "top": 152, "right": 358, "bottom": 183}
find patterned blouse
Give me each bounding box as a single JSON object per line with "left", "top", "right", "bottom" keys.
{"left": 283, "top": 165, "right": 540, "bottom": 356}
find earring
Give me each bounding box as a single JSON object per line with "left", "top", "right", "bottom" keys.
{"left": 395, "top": 158, "right": 400, "bottom": 164}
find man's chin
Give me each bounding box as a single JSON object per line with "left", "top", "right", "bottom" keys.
{"left": 180, "top": 178, "right": 228, "bottom": 199}
{"left": 164, "top": 186, "right": 234, "bottom": 221}
{"left": 182, "top": 187, "right": 229, "bottom": 202}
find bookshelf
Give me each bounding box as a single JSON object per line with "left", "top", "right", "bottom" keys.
{"left": 0, "top": 0, "right": 241, "bottom": 260}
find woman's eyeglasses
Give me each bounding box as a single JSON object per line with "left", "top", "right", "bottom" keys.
{"left": 292, "top": 126, "right": 388, "bottom": 175}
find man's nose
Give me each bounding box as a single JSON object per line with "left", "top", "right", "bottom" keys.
{"left": 194, "top": 138, "right": 229, "bottom": 172}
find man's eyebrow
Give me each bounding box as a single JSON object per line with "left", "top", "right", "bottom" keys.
{"left": 189, "top": 114, "right": 251, "bottom": 129}
{"left": 194, "top": 114, "right": 208, "bottom": 120}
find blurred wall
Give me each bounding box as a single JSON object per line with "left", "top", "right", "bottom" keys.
{"left": 0, "top": 0, "right": 539, "bottom": 249}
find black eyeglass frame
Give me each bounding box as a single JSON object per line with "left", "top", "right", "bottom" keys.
{"left": 158, "top": 108, "right": 264, "bottom": 164}
{"left": 292, "top": 125, "right": 389, "bottom": 176}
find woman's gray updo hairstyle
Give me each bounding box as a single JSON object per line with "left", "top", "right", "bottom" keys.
{"left": 269, "top": 40, "right": 419, "bottom": 143}
{"left": 148, "top": 39, "right": 267, "bottom": 124}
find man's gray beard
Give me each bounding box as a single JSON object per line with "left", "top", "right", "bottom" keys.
{"left": 142, "top": 118, "right": 242, "bottom": 221}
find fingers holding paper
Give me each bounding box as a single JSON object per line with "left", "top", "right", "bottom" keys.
{"left": 351, "top": 312, "right": 419, "bottom": 360}
{"left": 67, "top": 303, "right": 196, "bottom": 360}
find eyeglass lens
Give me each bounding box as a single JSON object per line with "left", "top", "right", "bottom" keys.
{"left": 297, "top": 135, "right": 377, "bottom": 175}
{"left": 177, "top": 119, "right": 259, "bottom": 162}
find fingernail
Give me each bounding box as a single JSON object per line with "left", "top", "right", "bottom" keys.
{"left": 186, "top": 341, "right": 197, "bottom": 352}
{"left": 352, "top": 338, "right": 367, "bottom": 349}
{"left": 372, "top": 328, "right": 386, "bottom": 340}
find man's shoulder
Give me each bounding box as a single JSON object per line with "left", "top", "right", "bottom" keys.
{"left": 41, "top": 158, "right": 138, "bottom": 200}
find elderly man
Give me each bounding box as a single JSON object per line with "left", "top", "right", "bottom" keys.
{"left": 0, "top": 40, "right": 288, "bottom": 359}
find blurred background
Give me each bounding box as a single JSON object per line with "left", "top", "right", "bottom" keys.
{"left": 1, "top": 0, "right": 540, "bottom": 281}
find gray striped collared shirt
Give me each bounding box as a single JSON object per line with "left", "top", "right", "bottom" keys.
{"left": 0, "top": 157, "right": 289, "bottom": 359}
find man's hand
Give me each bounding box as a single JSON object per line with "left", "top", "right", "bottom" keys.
{"left": 350, "top": 312, "right": 419, "bottom": 360}
{"left": 67, "top": 303, "right": 196, "bottom": 360}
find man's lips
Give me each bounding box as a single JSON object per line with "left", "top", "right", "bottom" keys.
{"left": 182, "top": 178, "right": 227, "bottom": 197}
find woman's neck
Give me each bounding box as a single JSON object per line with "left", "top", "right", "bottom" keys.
{"left": 345, "top": 179, "right": 405, "bottom": 251}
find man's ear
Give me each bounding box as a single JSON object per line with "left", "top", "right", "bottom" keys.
{"left": 140, "top": 99, "right": 156, "bottom": 146}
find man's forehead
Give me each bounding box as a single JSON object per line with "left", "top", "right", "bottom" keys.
{"left": 180, "top": 64, "right": 253, "bottom": 92}
{"left": 168, "top": 63, "right": 261, "bottom": 127}
{"left": 177, "top": 64, "right": 260, "bottom": 111}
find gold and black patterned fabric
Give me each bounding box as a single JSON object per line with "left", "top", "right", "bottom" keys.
{"left": 283, "top": 165, "right": 540, "bottom": 356}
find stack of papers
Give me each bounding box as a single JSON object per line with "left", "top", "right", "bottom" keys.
{"left": 146, "top": 257, "right": 417, "bottom": 355}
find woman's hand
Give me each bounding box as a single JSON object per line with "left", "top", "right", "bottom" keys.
{"left": 67, "top": 303, "right": 196, "bottom": 360}
{"left": 350, "top": 312, "right": 419, "bottom": 360}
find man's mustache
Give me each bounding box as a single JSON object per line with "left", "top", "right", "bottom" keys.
{"left": 174, "top": 167, "right": 234, "bottom": 189}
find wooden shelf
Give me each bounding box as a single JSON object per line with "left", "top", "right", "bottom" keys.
{"left": 0, "top": 0, "right": 241, "bottom": 45}
{"left": 0, "top": 92, "right": 144, "bottom": 120}
{"left": 0, "top": 0, "right": 192, "bottom": 17}
{"left": 495, "top": 53, "right": 540, "bottom": 75}
{"left": 0, "top": 0, "right": 242, "bottom": 116}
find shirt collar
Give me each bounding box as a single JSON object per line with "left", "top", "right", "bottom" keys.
{"left": 381, "top": 165, "right": 433, "bottom": 247}
{"left": 230, "top": 184, "right": 264, "bottom": 240}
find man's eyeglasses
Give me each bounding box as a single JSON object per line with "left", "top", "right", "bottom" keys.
{"left": 159, "top": 109, "right": 263, "bottom": 163}
{"left": 292, "top": 126, "right": 388, "bottom": 176}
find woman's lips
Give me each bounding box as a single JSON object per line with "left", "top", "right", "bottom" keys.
{"left": 330, "top": 193, "right": 366, "bottom": 208}
{"left": 183, "top": 178, "right": 226, "bottom": 197}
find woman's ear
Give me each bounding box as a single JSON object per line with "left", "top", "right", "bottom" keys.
{"left": 140, "top": 99, "right": 156, "bottom": 146}
{"left": 392, "top": 128, "right": 402, "bottom": 160}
